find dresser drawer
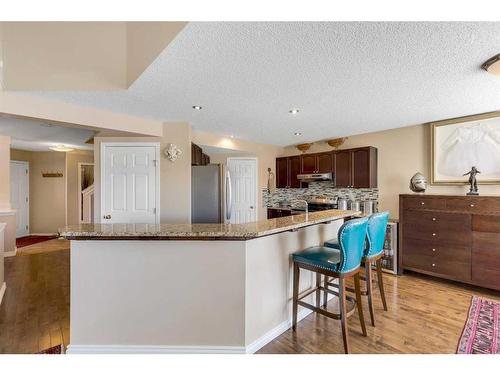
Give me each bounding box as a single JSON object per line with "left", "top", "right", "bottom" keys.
{"left": 472, "top": 232, "right": 500, "bottom": 290}
{"left": 402, "top": 210, "right": 470, "bottom": 230}
{"left": 402, "top": 220, "right": 472, "bottom": 246}
{"left": 403, "top": 238, "right": 471, "bottom": 280}
{"left": 472, "top": 215, "right": 500, "bottom": 233}
{"left": 446, "top": 197, "right": 500, "bottom": 214}
{"left": 403, "top": 238, "right": 471, "bottom": 261}
{"left": 402, "top": 197, "right": 446, "bottom": 210}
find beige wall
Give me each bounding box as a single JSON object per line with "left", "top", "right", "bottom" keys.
{"left": 281, "top": 124, "right": 500, "bottom": 219}
{"left": 66, "top": 151, "right": 94, "bottom": 226}
{"left": 30, "top": 152, "right": 66, "bottom": 233}
{"left": 2, "top": 22, "right": 127, "bottom": 90}
{"left": 0, "top": 136, "right": 11, "bottom": 210}
{"left": 126, "top": 22, "right": 187, "bottom": 86}
{"left": 0, "top": 136, "right": 15, "bottom": 259}
{"left": 193, "top": 130, "right": 284, "bottom": 221}
{"left": 1, "top": 22, "right": 186, "bottom": 90}
{"left": 0, "top": 92, "right": 163, "bottom": 137}
{"left": 94, "top": 122, "right": 192, "bottom": 224}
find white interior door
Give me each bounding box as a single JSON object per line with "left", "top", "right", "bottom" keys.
{"left": 10, "top": 160, "right": 29, "bottom": 237}
{"left": 101, "top": 144, "right": 159, "bottom": 224}
{"left": 227, "top": 158, "right": 257, "bottom": 224}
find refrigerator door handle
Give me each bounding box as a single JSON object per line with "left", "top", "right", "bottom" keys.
{"left": 226, "top": 169, "right": 232, "bottom": 221}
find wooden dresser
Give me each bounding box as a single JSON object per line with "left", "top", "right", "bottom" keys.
{"left": 399, "top": 194, "right": 500, "bottom": 291}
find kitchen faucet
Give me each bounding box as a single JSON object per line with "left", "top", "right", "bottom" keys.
{"left": 291, "top": 199, "right": 309, "bottom": 215}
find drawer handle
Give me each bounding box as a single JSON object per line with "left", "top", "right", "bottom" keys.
{"left": 421, "top": 202, "right": 425, "bottom": 205}
{"left": 432, "top": 233, "right": 436, "bottom": 236}
{"left": 432, "top": 263, "right": 436, "bottom": 267}
{"left": 432, "top": 217, "right": 436, "bottom": 221}
{"left": 470, "top": 204, "right": 475, "bottom": 208}
{"left": 432, "top": 248, "right": 436, "bottom": 252}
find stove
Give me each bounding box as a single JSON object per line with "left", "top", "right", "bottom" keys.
{"left": 304, "top": 195, "right": 338, "bottom": 212}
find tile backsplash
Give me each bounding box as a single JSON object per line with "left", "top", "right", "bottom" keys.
{"left": 262, "top": 181, "right": 378, "bottom": 207}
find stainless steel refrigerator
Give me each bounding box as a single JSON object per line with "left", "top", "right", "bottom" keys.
{"left": 191, "top": 164, "right": 232, "bottom": 223}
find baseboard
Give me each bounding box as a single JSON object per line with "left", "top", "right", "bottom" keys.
{"left": 29, "top": 233, "right": 58, "bottom": 236}
{"left": 245, "top": 306, "right": 312, "bottom": 354}
{"left": 66, "top": 345, "right": 246, "bottom": 354}
{"left": 66, "top": 294, "right": 334, "bottom": 354}
{"left": 245, "top": 291, "right": 336, "bottom": 354}
{"left": 4, "top": 247, "right": 17, "bottom": 257}
{"left": 0, "top": 282, "right": 6, "bottom": 306}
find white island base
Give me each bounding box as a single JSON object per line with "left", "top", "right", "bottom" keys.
{"left": 66, "top": 217, "right": 347, "bottom": 354}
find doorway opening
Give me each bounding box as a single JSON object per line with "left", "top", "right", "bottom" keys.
{"left": 78, "top": 163, "right": 95, "bottom": 224}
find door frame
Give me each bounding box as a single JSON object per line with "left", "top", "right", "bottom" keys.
{"left": 10, "top": 160, "right": 30, "bottom": 237}
{"left": 100, "top": 142, "right": 161, "bottom": 224}
{"left": 77, "top": 162, "right": 94, "bottom": 224}
{"left": 226, "top": 157, "right": 259, "bottom": 222}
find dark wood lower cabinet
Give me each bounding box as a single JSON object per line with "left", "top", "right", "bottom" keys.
{"left": 399, "top": 194, "right": 500, "bottom": 291}
{"left": 267, "top": 208, "right": 302, "bottom": 219}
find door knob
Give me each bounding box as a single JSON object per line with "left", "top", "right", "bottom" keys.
{"left": 103, "top": 214, "right": 112, "bottom": 219}
{"left": 250, "top": 206, "right": 254, "bottom": 209}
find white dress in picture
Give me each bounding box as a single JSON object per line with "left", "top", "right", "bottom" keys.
{"left": 439, "top": 123, "right": 500, "bottom": 176}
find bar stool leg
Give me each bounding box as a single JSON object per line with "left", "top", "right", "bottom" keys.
{"left": 292, "top": 263, "right": 300, "bottom": 331}
{"left": 376, "top": 258, "right": 388, "bottom": 311}
{"left": 316, "top": 272, "right": 321, "bottom": 307}
{"left": 365, "top": 259, "right": 376, "bottom": 326}
{"left": 338, "top": 276, "right": 350, "bottom": 354}
{"left": 323, "top": 277, "right": 328, "bottom": 308}
{"left": 354, "top": 273, "right": 367, "bottom": 336}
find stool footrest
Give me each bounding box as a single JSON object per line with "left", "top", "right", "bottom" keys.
{"left": 297, "top": 299, "right": 356, "bottom": 320}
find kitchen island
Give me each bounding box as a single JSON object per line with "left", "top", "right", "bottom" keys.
{"left": 59, "top": 209, "right": 358, "bottom": 354}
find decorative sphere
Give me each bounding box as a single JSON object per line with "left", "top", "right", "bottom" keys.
{"left": 410, "top": 172, "right": 427, "bottom": 193}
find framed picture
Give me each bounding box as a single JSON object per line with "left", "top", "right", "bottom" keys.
{"left": 431, "top": 111, "right": 500, "bottom": 185}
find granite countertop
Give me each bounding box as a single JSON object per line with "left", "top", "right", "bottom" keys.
{"left": 58, "top": 209, "right": 360, "bottom": 240}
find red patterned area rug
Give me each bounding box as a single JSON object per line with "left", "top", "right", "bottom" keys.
{"left": 16, "top": 235, "right": 58, "bottom": 249}
{"left": 37, "top": 344, "right": 64, "bottom": 354}
{"left": 457, "top": 296, "right": 500, "bottom": 354}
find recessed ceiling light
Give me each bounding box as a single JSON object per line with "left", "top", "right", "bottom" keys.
{"left": 192, "top": 105, "right": 203, "bottom": 110}
{"left": 294, "top": 132, "right": 302, "bottom": 136}
{"left": 289, "top": 109, "right": 300, "bottom": 115}
{"left": 229, "top": 135, "right": 234, "bottom": 138}
{"left": 49, "top": 144, "right": 74, "bottom": 152}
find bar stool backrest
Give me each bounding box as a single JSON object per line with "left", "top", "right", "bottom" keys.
{"left": 338, "top": 217, "right": 369, "bottom": 274}
{"left": 366, "top": 211, "right": 390, "bottom": 257}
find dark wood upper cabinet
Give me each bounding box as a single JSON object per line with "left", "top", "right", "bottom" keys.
{"left": 301, "top": 154, "right": 317, "bottom": 173}
{"left": 352, "top": 147, "right": 377, "bottom": 188}
{"left": 289, "top": 156, "right": 302, "bottom": 188}
{"left": 275, "top": 146, "right": 377, "bottom": 189}
{"left": 334, "top": 147, "right": 377, "bottom": 188}
{"left": 191, "top": 143, "right": 210, "bottom": 166}
{"left": 317, "top": 152, "right": 333, "bottom": 173}
{"left": 276, "top": 157, "right": 289, "bottom": 188}
{"left": 334, "top": 150, "right": 352, "bottom": 187}
{"left": 191, "top": 143, "right": 203, "bottom": 166}
{"left": 300, "top": 152, "right": 333, "bottom": 174}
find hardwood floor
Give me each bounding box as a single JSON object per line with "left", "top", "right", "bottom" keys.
{"left": 16, "top": 238, "right": 70, "bottom": 256}
{"left": 258, "top": 271, "right": 500, "bottom": 354}
{"left": 0, "top": 248, "right": 70, "bottom": 354}
{"left": 0, "top": 242, "right": 498, "bottom": 354}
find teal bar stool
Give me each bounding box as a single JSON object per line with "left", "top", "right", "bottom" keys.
{"left": 292, "top": 217, "right": 369, "bottom": 354}
{"left": 324, "top": 212, "right": 389, "bottom": 326}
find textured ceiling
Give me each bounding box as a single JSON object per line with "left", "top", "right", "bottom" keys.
{"left": 0, "top": 116, "right": 95, "bottom": 151}
{"left": 29, "top": 22, "right": 500, "bottom": 146}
